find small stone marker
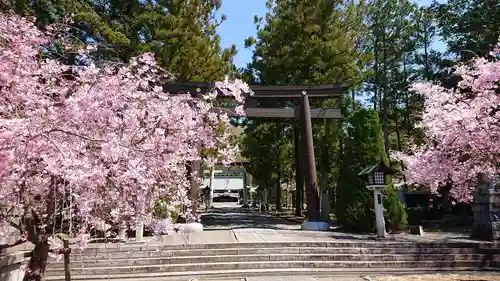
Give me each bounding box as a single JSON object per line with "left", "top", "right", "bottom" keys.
{"left": 409, "top": 225, "right": 424, "bottom": 236}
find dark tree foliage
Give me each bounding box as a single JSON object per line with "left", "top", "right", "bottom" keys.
{"left": 336, "top": 109, "right": 406, "bottom": 231}
{"left": 8, "top": 0, "right": 235, "bottom": 81}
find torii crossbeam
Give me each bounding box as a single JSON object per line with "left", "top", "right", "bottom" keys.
{"left": 163, "top": 81, "right": 347, "bottom": 119}
{"left": 163, "top": 80, "right": 347, "bottom": 226}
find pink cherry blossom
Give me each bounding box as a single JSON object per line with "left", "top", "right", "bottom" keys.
{"left": 0, "top": 13, "right": 251, "bottom": 267}
{"left": 394, "top": 39, "right": 500, "bottom": 203}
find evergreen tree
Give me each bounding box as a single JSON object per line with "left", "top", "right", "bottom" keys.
{"left": 241, "top": 121, "right": 293, "bottom": 212}
{"left": 243, "top": 0, "right": 371, "bottom": 220}
{"left": 432, "top": 0, "right": 500, "bottom": 59}
{"left": 8, "top": 0, "right": 235, "bottom": 80}
{"left": 336, "top": 109, "right": 406, "bottom": 231}
{"left": 366, "top": 0, "right": 419, "bottom": 155}
{"left": 247, "top": 0, "right": 370, "bottom": 85}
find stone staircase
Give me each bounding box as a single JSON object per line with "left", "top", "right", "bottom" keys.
{"left": 45, "top": 241, "right": 500, "bottom": 281}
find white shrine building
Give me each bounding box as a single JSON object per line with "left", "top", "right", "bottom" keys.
{"left": 202, "top": 162, "right": 257, "bottom": 205}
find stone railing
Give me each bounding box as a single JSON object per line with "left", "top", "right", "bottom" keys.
{"left": 1, "top": 220, "right": 30, "bottom": 281}
{"left": 0, "top": 251, "right": 29, "bottom": 281}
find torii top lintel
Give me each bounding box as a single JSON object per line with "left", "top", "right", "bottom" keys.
{"left": 163, "top": 81, "right": 349, "bottom": 98}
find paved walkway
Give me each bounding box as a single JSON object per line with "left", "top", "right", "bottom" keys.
{"left": 244, "top": 276, "right": 365, "bottom": 281}
{"left": 106, "top": 204, "right": 479, "bottom": 248}
{"left": 200, "top": 205, "right": 308, "bottom": 243}
{"left": 192, "top": 276, "right": 365, "bottom": 281}
{"left": 201, "top": 205, "right": 300, "bottom": 231}
{"left": 198, "top": 205, "right": 478, "bottom": 245}
{"left": 9, "top": 204, "right": 483, "bottom": 251}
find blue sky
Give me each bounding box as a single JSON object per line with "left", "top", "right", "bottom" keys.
{"left": 217, "top": 0, "right": 445, "bottom": 68}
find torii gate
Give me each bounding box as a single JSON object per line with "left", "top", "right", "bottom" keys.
{"left": 163, "top": 81, "right": 347, "bottom": 229}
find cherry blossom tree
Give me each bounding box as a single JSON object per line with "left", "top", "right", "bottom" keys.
{"left": 394, "top": 41, "right": 500, "bottom": 203}
{"left": 0, "top": 13, "right": 251, "bottom": 281}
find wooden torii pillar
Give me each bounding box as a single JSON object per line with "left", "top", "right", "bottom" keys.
{"left": 163, "top": 81, "right": 347, "bottom": 226}
{"left": 299, "top": 91, "right": 320, "bottom": 220}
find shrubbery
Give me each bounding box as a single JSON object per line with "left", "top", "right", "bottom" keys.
{"left": 153, "top": 197, "right": 180, "bottom": 222}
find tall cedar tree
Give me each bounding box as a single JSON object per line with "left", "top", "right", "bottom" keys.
{"left": 8, "top": 0, "right": 235, "bottom": 81}
{"left": 336, "top": 109, "right": 407, "bottom": 232}
{"left": 432, "top": 0, "right": 500, "bottom": 60}
{"left": 242, "top": 0, "right": 371, "bottom": 219}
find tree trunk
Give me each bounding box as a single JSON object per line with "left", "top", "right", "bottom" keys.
{"left": 293, "top": 124, "right": 303, "bottom": 217}
{"left": 382, "top": 92, "right": 391, "bottom": 156}
{"left": 320, "top": 119, "right": 330, "bottom": 222}
{"left": 423, "top": 28, "right": 430, "bottom": 81}
{"left": 24, "top": 240, "right": 50, "bottom": 281}
{"left": 403, "top": 53, "right": 411, "bottom": 137}
{"left": 381, "top": 30, "right": 391, "bottom": 156}
{"left": 259, "top": 185, "right": 266, "bottom": 212}
{"left": 351, "top": 91, "right": 356, "bottom": 110}
{"left": 329, "top": 187, "right": 335, "bottom": 218}
{"left": 395, "top": 120, "right": 402, "bottom": 152}
{"left": 63, "top": 239, "right": 71, "bottom": 281}
{"left": 275, "top": 126, "right": 282, "bottom": 212}
{"left": 186, "top": 161, "right": 201, "bottom": 222}
{"left": 398, "top": 55, "right": 408, "bottom": 183}
{"left": 275, "top": 177, "right": 282, "bottom": 212}
{"left": 373, "top": 29, "right": 379, "bottom": 111}
{"left": 441, "top": 181, "right": 452, "bottom": 214}
{"left": 264, "top": 181, "right": 270, "bottom": 211}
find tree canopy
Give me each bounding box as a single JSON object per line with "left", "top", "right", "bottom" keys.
{"left": 8, "top": 0, "right": 236, "bottom": 80}
{"left": 0, "top": 13, "right": 249, "bottom": 280}
{"left": 396, "top": 43, "right": 500, "bottom": 203}
{"left": 240, "top": 0, "right": 371, "bottom": 218}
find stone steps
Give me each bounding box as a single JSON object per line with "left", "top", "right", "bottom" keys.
{"left": 75, "top": 241, "right": 499, "bottom": 252}
{"left": 45, "top": 241, "right": 500, "bottom": 280}
{"left": 46, "top": 260, "right": 499, "bottom": 275}
{"left": 46, "top": 260, "right": 497, "bottom": 280}
{"left": 49, "top": 253, "right": 500, "bottom": 268}
{"left": 45, "top": 268, "right": 498, "bottom": 281}
{"left": 64, "top": 246, "right": 497, "bottom": 259}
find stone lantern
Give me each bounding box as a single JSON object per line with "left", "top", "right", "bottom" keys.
{"left": 471, "top": 173, "right": 500, "bottom": 241}
{"left": 358, "top": 161, "right": 397, "bottom": 238}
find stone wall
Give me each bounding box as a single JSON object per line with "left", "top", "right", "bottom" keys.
{"left": 471, "top": 188, "right": 500, "bottom": 241}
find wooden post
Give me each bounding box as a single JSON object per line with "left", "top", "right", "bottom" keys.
{"left": 63, "top": 239, "right": 71, "bottom": 281}
{"left": 300, "top": 91, "right": 320, "bottom": 221}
